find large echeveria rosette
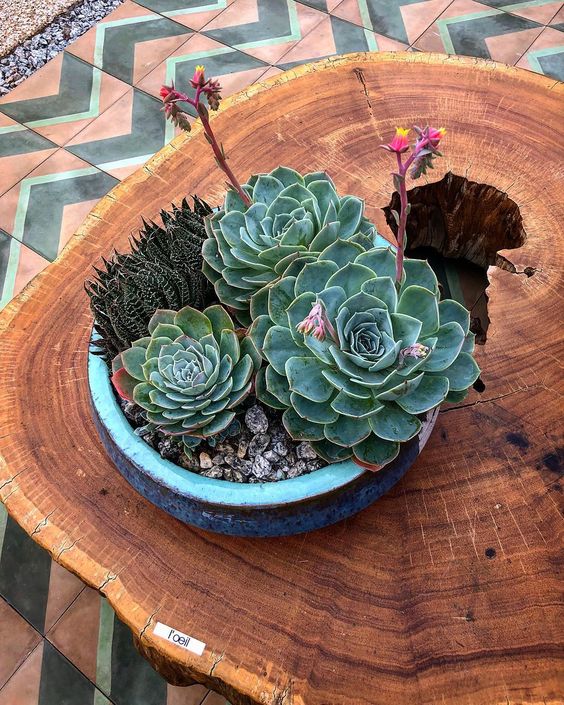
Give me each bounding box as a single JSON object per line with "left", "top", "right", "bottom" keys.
{"left": 111, "top": 305, "right": 261, "bottom": 445}
{"left": 248, "top": 241, "right": 480, "bottom": 467}
{"left": 202, "top": 166, "right": 381, "bottom": 325}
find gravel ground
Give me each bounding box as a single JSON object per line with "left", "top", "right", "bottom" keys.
{"left": 0, "top": 0, "right": 124, "bottom": 95}
{"left": 121, "top": 399, "right": 326, "bottom": 483}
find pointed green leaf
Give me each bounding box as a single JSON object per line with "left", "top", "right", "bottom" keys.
{"left": 401, "top": 258, "right": 438, "bottom": 294}
{"left": 336, "top": 196, "right": 363, "bottom": 237}
{"left": 390, "top": 312, "right": 422, "bottom": 347}
{"left": 267, "top": 276, "right": 297, "bottom": 326}
{"left": 318, "top": 239, "right": 364, "bottom": 268}
{"left": 248, "top": 315, "right": 272, "bottom": 357}
{"left": 324, "top": 415, "right": 371, "bottom": 447}
{"left": 361, "top": 276, "right": 397, "bottom": 312}
{"left": 369, "top": 403, "right": 422, "bottom": 441}
{"left": 290, "top": 392, "right": 339, "bottom": 424}
{"left": 438, "top": 299, "right": 470, "bottom": 335}
{"left": 219, "top": 329, "right": 240, "bottom": 363}
{"left": 330, "top": 390, "right": 382, "bottom": 418}
{"left": 121, "top": 345, "right": 147, "bottom": 381}
{"left": 397, "top": 285, "right": 439, "bottom": 337}
{"left": 204, "top": 305, "right": 234, "bottom": 342}
{"left": 264, "top": 326, "right": 305, "bottom": 376}
{"left": 352, "top": 435, "right": 400, "bottom": 467}
{"left": 295, "top": 260, "right": 339, "bottom": 296}
{"left": 376, "top": 372, "right": 424, "bottom": 401}
{"left": 285, "top": 356, "right": 333, "bottom": 402}
{"left": 270, "top": 166, "right": 304, "bottom": 187}
{"left": 231, "top": 354, "right": 253, "bottom": 391}
{"left": 396, "top": 375, "right": 449, "bottom": 414}
{"left": 435, "top": 352, "right": 480, "bottom": 391}
{"left": 282, "top": 408, "right": 325, "bottom": 441}
{"left": 355, "top": 247, "right": 397, "bottom": 279}
{"left": 421, "top": 322, "right": 465, "bottom": 372}
{"left": 253, "top": 175, "right": 284, "bottom": 205}
{"left": 265, "top": 365, "right": 291, "bottom": 406}
{"left": 148, "top": 309, "right": 176, "bottom": 334}
{"left": 326, "top": 262, "right": 375, "bottom": 299}
{"left": 240, "top": 336, "right": 262, "bottom": 371}
{"left": 151, "top": 323, "right": 184, "bottom": 341}
{"left": 174, "top": 306, "right": 213, "bottom": 338}
{"left": 255, "top": 367, "right": 286, "bottom": 409}
{"left": 310, "top": 439, "right": 351, "bottom": 463}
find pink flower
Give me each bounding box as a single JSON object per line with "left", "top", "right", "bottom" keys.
{"left": 427, "top": 126, "right": 446, "bottom": 147}
{"left": 382, "top": 127, "right": 411, "bottom": 154}
{"left": 296, "top": 302, "right": 337, "bottom": 342}
{"left": 190, "top": 64, "right": 206, "bottom": 89}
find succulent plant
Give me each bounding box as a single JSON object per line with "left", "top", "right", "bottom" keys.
{"left": 202, "top": 167, "right": 382, "bottom": 325}
{"left": 248, "top": 243, "right": 479, "bottom": 468}
{"left": 87, "top": 197, "right": 215, "bottom": 361}
{"left": 111, "top": 305, "right": 261, "bottom": 446}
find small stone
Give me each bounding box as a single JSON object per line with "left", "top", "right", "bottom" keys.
{"left": 263, "top": 450, "right": 280, "bottom": 463}
{"left": 307, "top": 459, "right": 324, "bottom": 472}
{"left": 272, "top": 441, "right": 289, "bottom": 457}
{"left": 286, "top": 460, "right": 308, "bottom": 478}
{"left": 237, "top": 439, "right": 248, "bottom": 459}
{"left": 296, "top": 442, "right": 317, "bottom": 460}
{"left": 211, "top": 453, "right": 225, "bottom": 466}
{"left": 178, "top": 454, "right": 199, "bottom": 471}
{"left": 199, "top": 452, "right": 213, "bottom": 469}
{"left": 224, "top": 454, "right": 253, "bottom": 476}
{"left": 245, "top": 405, "right": 269, "bottom": 434}
{"left": 252, "top": 455, "right": 272, "bottom": 479}
{"left": 247, "top": 433, "right": 270, "bottom": 458}
{"left": 201, "top": 466, "right": 223, "bottom": 479}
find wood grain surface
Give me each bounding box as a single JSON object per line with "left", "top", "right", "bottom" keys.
{"left": 0, "top": 53, "right": 563, "bottom": 705}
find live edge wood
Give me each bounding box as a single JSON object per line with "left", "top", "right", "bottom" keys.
{"left": 0, "top": 53, "right": 563, "bottom": 705}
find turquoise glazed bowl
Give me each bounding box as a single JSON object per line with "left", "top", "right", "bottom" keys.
{"left": 88, "top": 348, "right": 438, "bottom": 537}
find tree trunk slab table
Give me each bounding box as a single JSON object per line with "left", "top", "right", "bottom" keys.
{"left": 1, "top": 53, "right": 563, "bottom": 705}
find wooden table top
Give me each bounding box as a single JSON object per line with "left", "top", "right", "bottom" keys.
{"left": 0, "top": 53, "right": 562, "bottom": 705}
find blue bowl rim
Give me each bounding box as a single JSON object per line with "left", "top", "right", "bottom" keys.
{"left": 88, "top": 346, "right": 373, "bottom": 508}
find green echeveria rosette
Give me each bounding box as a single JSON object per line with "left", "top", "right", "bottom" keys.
{"left": 202, "top": 166, "right": 380, "bottom": 326}
{"left": 248, "top": 242, "right": 480, "bottom": 468}
{"left": 111, "top": 304, "right": 262, "bottom": 447}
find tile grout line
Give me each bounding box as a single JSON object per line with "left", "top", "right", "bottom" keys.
{"left": 0, "top": 634, "right": 44, "bottom": 695}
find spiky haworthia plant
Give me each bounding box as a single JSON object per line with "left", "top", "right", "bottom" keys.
{"left": 202, "top": 167, "right": 381, "bottom": 325}
{"left": 111, "top": 305, "right": 261, "bottom": 449}
{"left": 86, "top": 197, "right": 215, "bottom": 361}
{"left": 248, "top": 242, "right": 479, "bottom": 468}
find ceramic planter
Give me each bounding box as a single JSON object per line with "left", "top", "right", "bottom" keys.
{"left": 89, "top": 347, "right": 439, "bottom": 537}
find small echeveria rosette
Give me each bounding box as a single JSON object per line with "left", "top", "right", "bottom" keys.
{"left": 202, "top": 166, "right": 383, "bottom": 325}
{"left": 248, "top": 242, "right": 480, "bottom": 469}
{"left": 111, "top": 305, "right": 261, "bottom": 450}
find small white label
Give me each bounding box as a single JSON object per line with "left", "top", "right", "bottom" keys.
{"left": 153, "top": 622, "right": 206, "bottom": 655}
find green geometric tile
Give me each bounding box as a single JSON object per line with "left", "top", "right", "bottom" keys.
{"left": 0, "top": 511, "right": 52, "bottom": 632}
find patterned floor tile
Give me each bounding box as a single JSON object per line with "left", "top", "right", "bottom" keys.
{"left": 299, "top": 0, "right": 342, "bottom": 11}
{"left": 43, "top": 562, "right": 85, "bottom": 634}
{"left": 0, "top": 53, "right": 130, "bottom": 148}
{"left": 66, "top": 0, "right": 194, "bottom": 85}
{"left": 413, "top": 0, "right": 545, "bottom": 63}
{"left": 0, "top": 641, "right": 44, "bottom": 705}
{"left": 330, "top": 0, "right": 453, "bottom": 44}
{"left": 550, "top": 4, "right": 564, "bottom": 26}
{"left": 277, "top": 14, "right": 408, "bottom": 68}
{"left": 66, "top": 87, "right": 170, "bottom": 179}
{"left": 0, "top": 116, "right": 57, "bottom": 198}
{"left": 137, "top": 33, "right": 269, "bottom": 126}
{"left": 0, "top": 149, "right": 118, "bottom": 261}
{"left": 134, "top": 0, "right": 235, "bottom": 30}
{"left": 0, "top": 232, "right": 50, "bottom": 311}
{"left": 0, "top": 599, "right": 42, "bottom": 689}
{"left": 516, "top": 24, "right": 564, "bottom": 77}
{"left": 39, "top": 641, "right": 112, "bottom": 705}
{"left": 479, "top": 0, "right": 563, "bottom": 25}
{"left": 202, "top": 0, "right": 328, "bottom": 63}
{"left": 167, "top": 682, "right": 210, "bottom": 704}
{"left": 0, "top": 511, "right": 52, "bottom": 632}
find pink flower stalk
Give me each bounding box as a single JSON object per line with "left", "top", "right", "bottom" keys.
{"left": 296, "top": 301, "right": 338, "bottom": 343}
{"left": 381, "top": 125, "right": 446, "bottom": 284}
{"left": 160, "top": 67, "right": 251, "bottom": 207}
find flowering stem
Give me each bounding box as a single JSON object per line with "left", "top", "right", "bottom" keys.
{"left": 393, "top": 136, "right": 431, "bottom": 284}
{"left": 196, "top": 105, "right": 252, "bottom": 207}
